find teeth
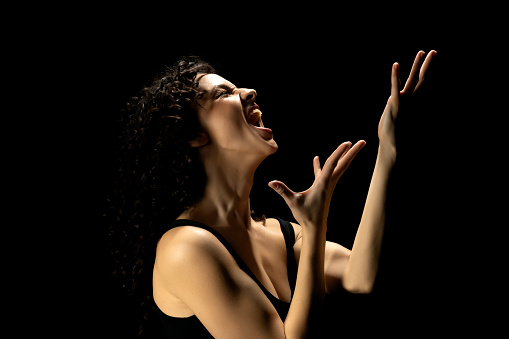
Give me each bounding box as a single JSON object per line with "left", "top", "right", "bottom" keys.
{"left": 248, "top": 109, "right": 262, "bottom": 125}
{"left": 251, "top": 109, "right": 262, "bottom": 118}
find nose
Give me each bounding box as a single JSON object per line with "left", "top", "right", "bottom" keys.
{"left": 239, "top": 88, "right": 257, "bottom": 103}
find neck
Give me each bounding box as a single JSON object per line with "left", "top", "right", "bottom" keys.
{"left": 183, "top": 149, "right": 263, "bottom": 229}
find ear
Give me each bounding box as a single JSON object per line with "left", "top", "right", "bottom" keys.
{"left": 189, "top": 132, "right": 209, "bottom": 148}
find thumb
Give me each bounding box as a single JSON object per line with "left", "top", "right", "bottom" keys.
{"left": 268, "top": 180, "right": 296, "bottom": 205}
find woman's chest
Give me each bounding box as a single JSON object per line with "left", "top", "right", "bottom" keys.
{"left": 220, "top": 224, "right": 291, "bottom": 302}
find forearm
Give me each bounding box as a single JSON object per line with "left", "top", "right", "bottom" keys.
{"left": 268, "top": 141, "right": 365, "bottom": 336}
{"left": 285, "top": 226, "right": 326, "bottom": 338}
{"left": 343, "top": 146, "right": 395, "bottom": 293}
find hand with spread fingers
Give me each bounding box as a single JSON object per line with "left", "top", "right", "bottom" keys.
{"left": 269, "top": 50, "right": 438, "bottom": 235}
{"left": 269, "top": 140, "right": 366, "bottom": 233}
{"left": 378, "top": 50, "right": 437, "bottom": 160}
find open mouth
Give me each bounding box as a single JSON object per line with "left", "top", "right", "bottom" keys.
{"left": 247, "top": 108, "right": 263, "bottom": 127}
{"left": 245, "top": 104, "right": 272, "bottom": 137}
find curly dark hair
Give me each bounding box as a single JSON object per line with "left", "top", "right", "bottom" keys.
{"left": 105, "top": 56, "right": 216, "bottom": 335}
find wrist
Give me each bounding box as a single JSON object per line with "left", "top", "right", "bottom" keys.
{"left": 377, "top": 143, "right": 397, "bottom": 167}
{"left": 300, "top": 222, "right": 327, "bottom": 246}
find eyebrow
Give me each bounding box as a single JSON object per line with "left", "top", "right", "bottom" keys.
{"left": 210, "top": 83, "right": 237, "bottom": 95}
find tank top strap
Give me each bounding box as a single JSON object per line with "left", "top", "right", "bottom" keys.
{"left": 272, "top": 217, "right": 297, "bottom": 296}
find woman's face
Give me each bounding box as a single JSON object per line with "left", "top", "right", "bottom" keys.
{"left": 194, "top": 73, "right": 278, "bottom": 158}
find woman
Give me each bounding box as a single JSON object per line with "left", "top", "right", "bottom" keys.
{"left": 108, "top": 51, "right": 436, "bottom": 338}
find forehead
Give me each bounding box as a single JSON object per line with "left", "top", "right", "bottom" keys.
{"left": 197, "top": 73, "right": 235, "bottom": 91}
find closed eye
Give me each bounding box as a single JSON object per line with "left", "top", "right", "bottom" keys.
{"left": 215, "top": 89, "right": 232, "bottom": 99}
{"left": 212, "top": 84, "right": 236, "bottom": 100}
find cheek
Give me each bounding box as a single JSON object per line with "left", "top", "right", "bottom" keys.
{"left": 201, "top": 102, "right": 247, "bottom": 141}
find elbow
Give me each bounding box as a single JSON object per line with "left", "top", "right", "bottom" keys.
{"left": 347, "top": 285, "right": 373, "bottom": 294}
{"left": 342, "top": 280, "right": 374, "bottom": 294}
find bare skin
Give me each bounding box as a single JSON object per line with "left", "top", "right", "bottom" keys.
{"left": 153, "top": 50, "right": 437, "bottom": 338}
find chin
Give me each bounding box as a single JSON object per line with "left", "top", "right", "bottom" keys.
{"left": 268, "top": 140, "right": 278, "bottom": 153}
{"left": 249, "top": 139, "right": 278, "bottom": 164}
{"left": 261, "top": 138, "right": 278, "bottom": 155}
{"left": 260, "top": 143, "right": 278, "bottom": 164}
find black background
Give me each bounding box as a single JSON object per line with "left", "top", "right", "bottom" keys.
{"left": 16, "top": 6, "right": 505, "bottom": 338}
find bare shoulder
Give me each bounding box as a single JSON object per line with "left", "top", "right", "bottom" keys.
{"left": 157, "top": 226, "right": 218, "bottom": 252}
{"left": 155, "top": 226, "right": 228, "bottom": 269}
{"left": 154, "top": 224, "right": 244, "bottom": 301}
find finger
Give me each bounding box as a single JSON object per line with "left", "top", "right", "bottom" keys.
{"left": 332, "top": 140, "right": 366, "bottom": 179}
{"left": 401, "top": 50, "right": 426, "bottom": 95}
{"left": 391, "top": 62, "right": 400, "bottom": 109}
{"left": 414, "top": 50, "right": 437, "bottom": 93}
{"left": 320, "top": 142, "right": 352, "bottom": 180}
{"left": 268, "top": 180, "right": 296, "bottom": 206}
{"left": 313, "top": 156, "right": 322, "bottom": 179}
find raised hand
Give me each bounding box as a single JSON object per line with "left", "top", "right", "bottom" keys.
{"left": 378, "top": 50, "right": 437, "bottom": 158}
{"left": 269, "top": 140, "right": 366, "bottom": 233}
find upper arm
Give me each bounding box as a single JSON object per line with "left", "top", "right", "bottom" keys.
{"left": 154, "top": 227, "right": 286, "bottom": 339}
{"left": 289, "top": 222, "right": 352, "bottom": 294}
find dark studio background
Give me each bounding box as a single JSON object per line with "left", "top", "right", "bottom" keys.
{"left": 20, "top": 7, "right": 505, "bottom": 338}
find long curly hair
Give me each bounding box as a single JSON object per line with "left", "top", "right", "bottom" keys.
{"left": 105, "top": 56, "right": 216, "bottom": 335}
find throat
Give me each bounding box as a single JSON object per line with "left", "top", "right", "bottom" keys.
{"left": 186, "top": 170, "right": 255, "bottom": 229}
{"left": 192, "top": 141, "right": 266, "bottom": 229}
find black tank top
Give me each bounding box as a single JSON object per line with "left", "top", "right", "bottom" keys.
{"left": 156, "top": 217, "right": 298, "bottom": 338}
